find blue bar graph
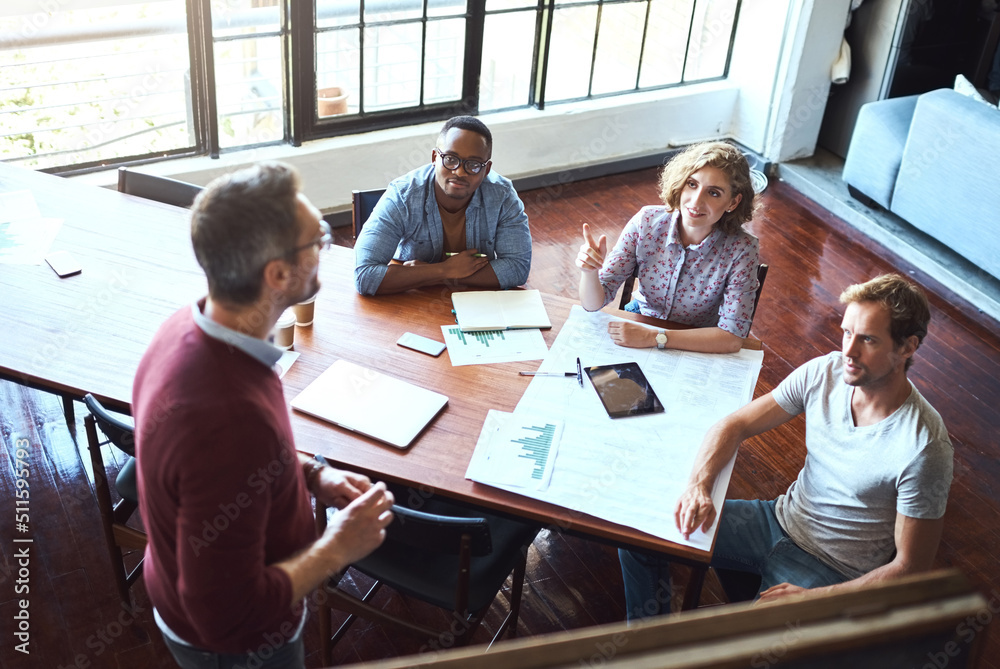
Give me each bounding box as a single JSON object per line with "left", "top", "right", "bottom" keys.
{"left": 447, "top": 327, "right": 506, "bottom": 347}
{"left": 513, "top": 423, "right": 556, "bottom": 480}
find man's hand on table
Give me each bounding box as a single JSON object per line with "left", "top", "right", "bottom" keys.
{"left": 674, "top": 484, "right": 717, "bottom": 540}
{"left": 440, "top": 249, "right": 489, "bottom": 278}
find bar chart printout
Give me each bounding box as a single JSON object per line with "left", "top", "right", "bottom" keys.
{"left": 441, "top": 325, "right": 549, "bottom": 365}
{"left": 467, "top": 410, "right": 562, "bottom": 490}
{"left": 516, "top": 423, "right": 556, "bottom": 482}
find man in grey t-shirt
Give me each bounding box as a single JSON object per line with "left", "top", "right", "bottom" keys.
{"left": 620, "top": 274, "right": 953, "bottom": 620}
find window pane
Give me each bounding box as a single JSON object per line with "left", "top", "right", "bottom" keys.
{"left": 317, "top": 29, "right": 361, "bottom": 116}
{"left": 487, "top": 0, "right": 535, "bottom": 9}
{"left": 639, "top": 0, "right": 692, "bottom": 88}
{"left": 317, "top": 0, "right": 360, "bottom": 29}
{"left": 214, "top": 36, "right": 283, "bottom": 148}
{"left": 427, "top": 0, "right": 467, "bottom": 20}
{"left": 364, "top": 23, "right": 423, "bottom": 110}
{"left": 683, "top": 0, "right": 737, "bottom": 80}
{"left": 591, "top": 2, "right": 647, "bottom": 95}
{"left": 0, "top": 0, "right": 192, "bottom": 170}
{"left": 424, "top": 19, "right": 465, "bottom": 104}
{"left": 481, "top": 11, "right": 535, "bottom": 110}
{"left": 365, "top": 0, "right": 423, "bottom": 23}
{"left": 211, "top": 0, "right": 280, "bottom": 38}
{"left": 545, "top": 6, "right": 598, "bottom": 102}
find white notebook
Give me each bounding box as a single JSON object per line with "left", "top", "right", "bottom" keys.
{"left": 451, "top": 289, "right": 552, "bottom": 332}
{"left": 290, "top": 359, "right": 448, "bottom": 449}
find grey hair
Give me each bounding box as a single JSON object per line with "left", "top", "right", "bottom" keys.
{"left": 190, "top": 161, "right": 302, "bottom": 306}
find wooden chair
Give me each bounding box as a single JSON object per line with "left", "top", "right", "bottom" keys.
{"left": 83, "top": 394, "right": 147, "bottom": 605}
{"left": 117, "top": 166, "right": 203, "bottom": 208}
{"left": 351, "top": 188, "right": 386, "bottom": 239}
{"left": 618, "top": 263, "right": 770, "bottom": 329}
{"left": 315, "top": 494, "right": 538, "bottom": 664}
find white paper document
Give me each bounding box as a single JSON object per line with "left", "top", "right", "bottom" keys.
{"left": 466, "top": 410, "right": 562, "bottom": 490}
{"left": 466, "top": 306, "right": 764, "bottom": 550}
{"left": 441, "top": 325, "right": 548, "bottom": 366}
{"left": 0, "top": 189, "right": 63, "bottom": 265}
{"left": 0, "top": 218, "right": 64, "bottom": 265}
{"left": 0, "top": 190, "right": 42, "bottom": 223}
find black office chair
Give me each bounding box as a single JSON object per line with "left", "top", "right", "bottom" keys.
{"left": 618, "top": 263, "right": 770, "bottom": 330}
{"left": 83, "top": 393, "right": 146, "bottom": 605}
{"left": 118, "top": 166, "right": 203, "bottom": 209}
{"left": 351, "top": 188, "right": 386, "bottom": 239}
{"left": 750, "top": 262, "right": 769, "bottom": 327}
{"left": 315, "top": 494, "right": 538, "bottom": 664}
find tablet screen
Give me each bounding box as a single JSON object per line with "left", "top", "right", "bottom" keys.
{"left": 584, "top": 362, "right": 664, "bottom": 419}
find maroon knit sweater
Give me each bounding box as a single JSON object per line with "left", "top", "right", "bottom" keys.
{"left": 133, "top": 305, "right": 316, "bottom": 653}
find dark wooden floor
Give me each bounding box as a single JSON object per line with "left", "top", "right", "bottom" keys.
{"left": 2, "top": 168, "right": 998, "bottom": 668}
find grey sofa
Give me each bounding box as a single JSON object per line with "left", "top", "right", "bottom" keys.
{"left": 842, "top": 88, "right": 1000, "bottom": 282}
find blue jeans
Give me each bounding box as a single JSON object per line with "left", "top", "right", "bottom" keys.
{"left": 619, "top": 499, "right": 849, "bottom": 621}
{"left": 160, "top": 629, "right": 304, "bottom": 669}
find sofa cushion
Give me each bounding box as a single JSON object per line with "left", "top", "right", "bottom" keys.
{"left": 842, "top": 95, "right": 920, "bottom": 209}
{"left": 891, "top": 88, "right": 1000, "bottom": 282}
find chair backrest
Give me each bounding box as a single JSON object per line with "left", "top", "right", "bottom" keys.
{"left": 381, "top": 504, "right": 494, "bottom": 556}
{"left": 84, "top": 394, "right": 136, "bottom": 456}
{"left": 118, "top": 166, "right": 203, "bottom": 209}
{"left": 352, "top": 188, "right": 386, "bottom": 239}
{"left": 751, "top": 262, "right": 769, "bottom": 325}
{"left": 617, "top": 265, "right": 640, "bottom": 311}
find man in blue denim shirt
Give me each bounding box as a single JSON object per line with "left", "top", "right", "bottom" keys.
{"left": 354, "top": 116, "right": 531, "bottom": 295}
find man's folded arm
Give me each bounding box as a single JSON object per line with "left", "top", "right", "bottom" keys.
{"left": 488, "top": 190, "right": 532, "bottom": 288}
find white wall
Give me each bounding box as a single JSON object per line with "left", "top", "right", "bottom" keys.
{"left": 761, "top": 0, "right": 853, "bottom": 161}
{"left": 73, "top": 0, "right": 851, "bottom": 212}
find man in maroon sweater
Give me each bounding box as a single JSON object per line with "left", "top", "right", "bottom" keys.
{"left": 133, "top": 162, "right": 394, "bottom": 668}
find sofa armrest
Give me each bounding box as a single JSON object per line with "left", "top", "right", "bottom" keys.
{"left": 842, "top": 95, "right": 920, "bottom": 209}
{"left": 892, "top": 88, "right": 1000, "bottom": 281}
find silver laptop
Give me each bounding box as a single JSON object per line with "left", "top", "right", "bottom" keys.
{"left": 290, "top": 359, "right": 448, "bottom": 449}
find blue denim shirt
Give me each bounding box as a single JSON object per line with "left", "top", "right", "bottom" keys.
{"left": 353, "top": 164, "right": 531, "bottom": 295}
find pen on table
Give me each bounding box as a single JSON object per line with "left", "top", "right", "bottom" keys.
{"left": 444, "top": 252, "right": 488, "bottom": 258}
{"left": 576, "top": 357, "right": 583, "bottom": 387}
{"left": 519, "top": 371, "right": 578, "bottom": 378}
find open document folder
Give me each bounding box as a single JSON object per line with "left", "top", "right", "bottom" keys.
{"left": 466, "top": 306, "right": 764, "bottom": 551}
{"left": 451, "top": 289, "right": 552, "bottom": 331}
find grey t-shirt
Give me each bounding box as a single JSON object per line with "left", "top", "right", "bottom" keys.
{"left": 772, "top": 352, "right": 953, "bottom": 579}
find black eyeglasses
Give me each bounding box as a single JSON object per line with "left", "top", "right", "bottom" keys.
{"left": 286, "top": 220, "right": 332, "bottom": 257}
{"left": 435, "top": 149, "right": 489, "bottom": 175}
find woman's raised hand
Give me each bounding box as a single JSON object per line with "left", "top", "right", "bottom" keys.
{"left": 576, "top": 223, "right": 607, "bottom": 273}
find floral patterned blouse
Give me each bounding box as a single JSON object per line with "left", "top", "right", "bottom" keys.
{"left": 598, "top": 206, "right": 760, "bottom": 338}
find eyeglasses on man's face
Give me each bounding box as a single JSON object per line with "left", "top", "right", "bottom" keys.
{"left": 287, "top": 219, "right": 332, "bottom": 257}
{"left": 435, "top": 150, "right": 489, "bottom": 175}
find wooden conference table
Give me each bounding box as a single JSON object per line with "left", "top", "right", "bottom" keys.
{"left": 1, "top": 162, "right": 760, "bottom": 609}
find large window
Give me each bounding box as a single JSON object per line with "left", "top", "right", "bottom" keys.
{"left": 0, "top": 0, "right": 195, "bottom": 171}
{"left": 0, "top": 0, "right": 739, "bottom": 173}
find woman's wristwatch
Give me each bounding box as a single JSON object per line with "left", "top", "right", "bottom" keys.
{"left": 655, "top": 329, "right": 668, "bottom": 349}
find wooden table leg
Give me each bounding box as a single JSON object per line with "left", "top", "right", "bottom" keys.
{"left": 62, "top": 394, "right": 75, "bottom": 429}
{"left": 681, "top": 565, "right": 707, "bottom": 611}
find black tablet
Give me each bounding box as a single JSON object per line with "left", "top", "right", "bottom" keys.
{"left": 584, "top": 362, "right": 664, "bottom": 419}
